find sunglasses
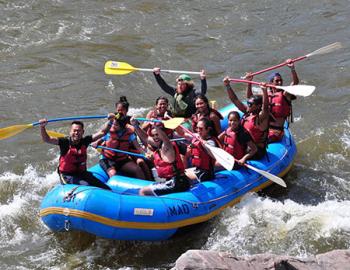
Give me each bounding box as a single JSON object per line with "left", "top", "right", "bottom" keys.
{"left": 247, "top": 101, "right": 255, "bottom": 107}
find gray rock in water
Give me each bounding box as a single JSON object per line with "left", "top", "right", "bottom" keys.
{"left": 172, "top": 249, "right": 350, "bottom": 270}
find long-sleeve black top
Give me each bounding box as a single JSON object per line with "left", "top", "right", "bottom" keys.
{"left": 153, "top": 73, "right": 207, "bottom": 118}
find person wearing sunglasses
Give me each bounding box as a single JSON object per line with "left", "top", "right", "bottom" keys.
{"left": 184, "top": 118, "right": 221, "bottom": 182}
{"left": 152, "top": 67, "right": 207, "bottom": 118}
{"left": 131, "top": 119, "right": 190, "bottom": 196}
{"left": 223, "top": 76, "right": 269, "bottom": 160}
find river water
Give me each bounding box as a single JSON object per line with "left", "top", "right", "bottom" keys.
{"left": 0, "top": 0, "right": 349, "bottom": 269}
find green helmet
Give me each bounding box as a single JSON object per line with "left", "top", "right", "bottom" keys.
{"left": 178, "top": 74, "right": 192, "bottom": 82}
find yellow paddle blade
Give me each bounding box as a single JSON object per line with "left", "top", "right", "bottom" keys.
{"left": 104, "top": 61, "right": 136, "bottom": 75}
{"left": 47, "top": 130, "right": 65, "bottom": 138}
{"left": 163, "top": 118, "right": 184, "bottom": 129}
{"left": 0, "top": 124, "right": 33, "bottom": 140}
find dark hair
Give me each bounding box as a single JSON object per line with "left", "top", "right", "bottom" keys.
{"left": 197, "top": 117, "right": 216, "bottom": 136}
{"left": 228, "top": 111, "right": 241, "bottom": 120}
{"left": 71, "top": 120, "right": 84, "bottom": 129}
{"left": 247, "top": 95, "right": 262, "bottom": 106}
{"left": 115, "top": 96, "right": 129, "bottom": 111}
{"left": 194, "top": 94, "right": 210, "bottom": 112}
{"left": 155, "top": 96, "right": 169, "bottom": 105}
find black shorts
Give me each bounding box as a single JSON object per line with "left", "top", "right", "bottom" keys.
{"left": 193, "top": 168, "right": 214, "bottom": 182}
{"left": 99, "top": 158, "right": 131, "bottom": 173}
{"left": 59, "top": 171, "right": 111, "bottom": 190}
{"left": 150, "top": 175, "right": 190, "bottom": 196}
{"left": 251, "top": 146, "right": 266, "bottom": 160}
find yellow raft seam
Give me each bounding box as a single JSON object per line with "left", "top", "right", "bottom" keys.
{"left": 40, "top": 160, "right": 294, "bottom": 230}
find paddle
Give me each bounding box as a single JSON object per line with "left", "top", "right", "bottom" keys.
{"left": 245, "top": 42, "right": 342, "bottom": 77}
{"left": 95, "top": 145, "right": 147, "bottom": 159}
{"left": 135, "top": 117, "right": 184, "bottom": 129}
{"left": 0, "top": 115, "right": 108, "bottom": 140}
{"left": 229, "top": 78, "right": 315, "bottom": 97}
{"left": 179, "top": 124, "right": 235, "bottom": 171}
{"left": 46, "top": 130, "right": 65, "bottom": 138}
{"left": 243, "top": 163, "right": 287, "bottom": 188}
{"left": 104, "top": 61, "right": 202, "bottom": 76}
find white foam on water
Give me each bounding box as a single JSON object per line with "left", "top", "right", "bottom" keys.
{"left": 340, "top": 119, "right": 350, "bottom": 150}
{"left": 0, "top": 165, "right": 60, "bottom": 249}
{"left": 128, "top": 107, "right": 150, "bottom": 117}
{"left": 205, "top": 194, "right": 350, "bottom": 257}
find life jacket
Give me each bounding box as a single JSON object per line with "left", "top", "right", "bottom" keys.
{"left": 268, "top": 90, "right": 292, "bottom": 119}
{"left": 170, "top": 92, "right": 188, "bottom": 117}
{"left": 102, "top": 126, "right": 134, "bottom": 161}
{"left": 153, "top": 142, "right": 185, "bottom": 179}
{"left": 241, "top": 113, "right": 267, "bottom": 148}
{"left": 188, "top": 137, "right": 218, "bottom": 171}
{"left": 191, "top": 108, "right": 223, "bottom": 132}
{"left": 146, "top": 109, "right": 173, "bottom": 137}
{"left": 59, "top": 142, "right": 87, "bottom": 174}
{"left": 222, "top": 127, "right": 247, "bottom": 160}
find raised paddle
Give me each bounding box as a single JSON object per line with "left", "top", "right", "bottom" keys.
{"left": 104, "top": 61, "right": 202, "bottom": 76}
{"left": 229, "top": 78, "right": 316, "bottom": 97}
{"left": 0, "top": 115, "right": 108, "bottom": 140}
{"left": 135, "top": 117, "right": 184, "bottom": 129}
{"left": 179, "top": 124, "right": 235, "bottom": 171}
{"left": 244, "top": 42, "right": 342, "bottom": 78}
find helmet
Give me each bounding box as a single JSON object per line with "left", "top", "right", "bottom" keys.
{"left": 177, "top": 74, "right": 192, "bottom": 82}
{"left": 268, "top": 72, "right": 282, "bottom": 82}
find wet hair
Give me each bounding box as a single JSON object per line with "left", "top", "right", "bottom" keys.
{"left": 115, "top": 96, "right": 129, "bottom": 112}
{"left": 155, "top": 96, "right": 169, "bottom": 105}
{"left": 194, "top": 94, "right": 210, "bottom": 112}
{"left": 71, "top": 120, "right": 84, "bottom": 129}
{"left": 228, "top": 111, "right": 241, "bottom": 121}
{"left": 197, "top": 117, "right": 216, "bottom": 136}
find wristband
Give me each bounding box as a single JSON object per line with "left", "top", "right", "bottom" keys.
{"left": 225, "top": 84, "right": 232, "bottom": 91}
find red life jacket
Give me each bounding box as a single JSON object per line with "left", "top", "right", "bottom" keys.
{"left": 188, "top": 137, "right": 218, "bottom": 171}
{"left": 222, "top": 127, "right": 247, "bottom": 160}
{"left": 102, "top": 126, "right": 134, "bottom": 161}
{"left": 191, "top": 108, "right": 223, "bottom": 132}
{"left": 268, "top": 90, "right": 291, "bottom": 119}
{"left": 146, "top": 110, "right": 173, "bottom": 137}
{"left": 153, "top": 142, "right": 185, "bottom": 179}
{"left": 59, "top": 144, "right": 87, "bottom": 174}
{"left": 241, "top": 113, "right": 267, "bottom": 147}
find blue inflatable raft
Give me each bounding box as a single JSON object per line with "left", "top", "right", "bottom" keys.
{"left": 40, "top": 104, "right": 297, "bottom": 241}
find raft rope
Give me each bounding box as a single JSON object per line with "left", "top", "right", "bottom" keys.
{"left": 58, "top": 149, "right": 290, "bottom": 209}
